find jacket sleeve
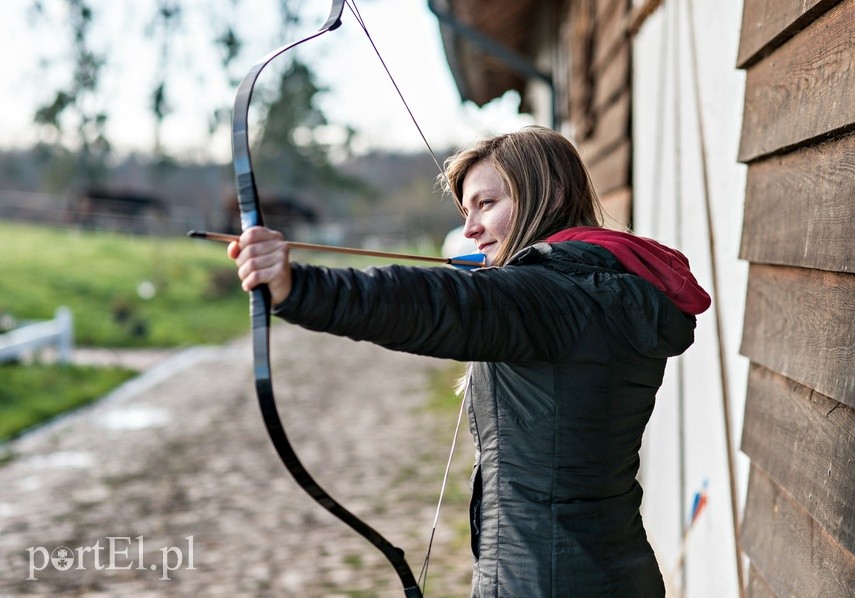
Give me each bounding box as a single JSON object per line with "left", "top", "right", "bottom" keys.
{"left": 271, "top": 260, "right": 595, "bottom": 363}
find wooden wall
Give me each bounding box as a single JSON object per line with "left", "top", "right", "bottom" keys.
{"left": 736, "top": 0, "right": 855, "bottom": 595}
{"left": 561, "top": 0, "right": 633, "bottom": 229}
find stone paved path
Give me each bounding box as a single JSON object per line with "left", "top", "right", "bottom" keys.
{"left": 0, "top": 324, "right": 473, "bottom": 597}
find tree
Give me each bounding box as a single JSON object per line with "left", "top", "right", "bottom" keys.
{"left": 253, "top": 59, "right": 358, "bottom": 192}
{"left": 27, "top": 0, "right": 353, "bottom": 196}
{"left": 31, "top": 0, "right": 109, "bottom": 187}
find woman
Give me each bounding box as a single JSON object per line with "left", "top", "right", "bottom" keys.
{"left": 230, "top": 126, "right": 710, "bottom": 596}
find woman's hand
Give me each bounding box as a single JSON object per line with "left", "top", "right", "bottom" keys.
{"left": 227, "top": 226, "right": 293, "bottom": 305}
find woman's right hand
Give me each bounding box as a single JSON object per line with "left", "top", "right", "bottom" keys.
{"left": 228, "top": 226, "right": 293, "bottom": 305}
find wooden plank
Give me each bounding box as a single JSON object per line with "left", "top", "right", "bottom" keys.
{"left": 737, "top": 0, "right": 841, "bottom": 68}
{"left": 738, "top": 0, "right": 855, "bottom": 163}
{"left": 739, "top": 264, "right": 855, "bottom": 405}
{"left": 747, "top": 564, "right": 775, "bottom": 598}
{"left": 569, "top": 0, "right": 596, "bottom": 138}
{"left": 584, "top": 89, "right": 631, "bottom": 163}
{"left": 739, "top": 132, "right": 855, "bottom": 273}
{"left": 592, "top": 40, "right": 629, "bottom": 112}
{"left": 584, "top": 138, "right": 630, "bottom": 196}
{"left": 595, "top": 0, "right": 624, "bottom": 24}
{"left": 741, "top": 364, "right": 855, "bottom": 553}
{"left": 593, "top": 0, "right": 629, "bottom": 71}
{"left": 742, "top": 466, "right": 855, "bottom": 597}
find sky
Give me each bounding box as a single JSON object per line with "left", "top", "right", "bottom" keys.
{"left": 0, "top": 0, "right": 534, "bottom": 161}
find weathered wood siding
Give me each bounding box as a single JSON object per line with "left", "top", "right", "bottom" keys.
{"left": 736, "top": 0, "right": 855, "bottom": 595}
{"left": 562, "top": 0, "right": 633, "bottom": 229}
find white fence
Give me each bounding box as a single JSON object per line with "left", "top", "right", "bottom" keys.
{"left": 0, "top": 307, "right": 74, "bottom": 364}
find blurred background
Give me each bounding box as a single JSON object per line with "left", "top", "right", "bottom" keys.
{"left": 0, "top": 0, "right": 533, "bottom": 441}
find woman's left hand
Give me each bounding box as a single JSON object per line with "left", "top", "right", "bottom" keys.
{"left": 228, "top": 226, "right": 293, "bottom": 305}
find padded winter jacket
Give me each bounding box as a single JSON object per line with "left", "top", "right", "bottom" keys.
{"left": 273, "top": 232, "right": 706, "bottom": 597}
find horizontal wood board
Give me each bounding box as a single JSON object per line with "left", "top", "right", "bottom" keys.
{"left": 592, "top": 41, "right": 629, "bottom": 111}
{"left": 738, "top": 0, "right": 855, "bottom": 163}
{"left": 585, "top": 89, "right": 631, "bottom": 163}
{"left": 568, "top": 0, "right": 595, "bottom": 138}
{"left": 739, "top": 264, "right": 855, "bottom": 404}
{"left": 593, "top": 0, "right": 629, "bottom": 70}
{"left": 739, "top": 132, "right": 855, "bottom": 273}
{"left": 584, "top": 137, "right": 631, "bottom": 196}
{"left": 737, "top": 0, "right": 841, "bottom": 67}
{"left": 741, "top": 364, "right": 855, "bottom": 552}
{"left": 742, "top": 466, "right": 855, "bottom": 597}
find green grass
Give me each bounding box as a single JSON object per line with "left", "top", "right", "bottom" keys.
{"left": 0, "top": 222, "right": 250, "bottom": 439}
{"left": 424, "top": 362, "right": 468, "bottom": 416}
{"left": 0, "top": 363, "right": 137, "bottom": 441}
{"left": 0, "top": 222, "right": 250, "bottom": 347}
{"left": 0, "top": 222, "right": 445, "bottom": 348}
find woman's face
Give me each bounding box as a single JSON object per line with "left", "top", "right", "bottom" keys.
{"left": 460, "top": 161, "right": 515, "bottom": 265}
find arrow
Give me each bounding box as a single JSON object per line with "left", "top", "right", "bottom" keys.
{"left": 187, "top": 230, "right": 486, "bottom": 269}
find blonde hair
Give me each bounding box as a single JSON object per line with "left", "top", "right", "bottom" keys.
{"left": 441, "top": 126, "right": 603, "bottom": 265}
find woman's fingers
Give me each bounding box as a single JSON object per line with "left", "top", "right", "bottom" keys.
{"left": 237, "top": 249, "right": 284, "bottom": 282}
{"left": 229, "top": 226, "right": 292, "bottom": 304}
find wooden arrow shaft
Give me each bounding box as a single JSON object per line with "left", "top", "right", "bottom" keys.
{"left": 187, "top": 230, "right": 485, "bottom": 267}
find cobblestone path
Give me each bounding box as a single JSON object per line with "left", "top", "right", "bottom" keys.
{"left": 0, "top": 324, "right": 473, "bottom": 597}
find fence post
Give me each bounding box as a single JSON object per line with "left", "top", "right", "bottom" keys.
{"left": 55, "top": 306, "right": 74, "bottom": 364}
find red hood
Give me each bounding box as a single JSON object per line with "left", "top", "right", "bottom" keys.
{"left": 546, "top": 227, "right": 711, "bottom": 315}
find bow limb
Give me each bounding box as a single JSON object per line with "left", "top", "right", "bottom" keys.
{"left": 230, "top": 2, "right": 422, "bottom": 596}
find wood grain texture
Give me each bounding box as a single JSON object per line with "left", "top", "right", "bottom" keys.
{"left": 737, "top": 0, "right": 841, "bottom": 67}
{"left": 742, "top": 466, "right": 855, "bottom": 597}
{"left": 741, "top": 364, "right": 855, "bottom": 552}
{"left": 739, "top": 132, "right": 855, "bottom": 273}
{"left": 592, "top": 41, "right": 629, "bottom": 112}
{"left": 739, "top": 264, "right": 855, "bottom": 405}
{"left": 584, "top": 89, "right": 631, "bottom": 163}
{"left": 595, "top": 0, "right": 625, "bottom": 25}
{"left": 593, "top": 0, "right": 629, "bottom": 70}
{"left": 584, "top": 137, "right": 630, "bottom": 196}
{"left": 747, "top": 564, "right": 776, "bottom": 598}
{"left": 569, "top": 0, "right": 596, "bottom": 138}
{"left": 738, "top": 0, "right": 855, "bottom": 163}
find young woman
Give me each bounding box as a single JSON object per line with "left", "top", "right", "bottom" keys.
{"left": 230, "top": 126, "right": 710, "bottom": 596}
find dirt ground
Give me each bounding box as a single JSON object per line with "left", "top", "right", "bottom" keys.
{"left": 0, "top": 324, "right": 474, "bottom": 597}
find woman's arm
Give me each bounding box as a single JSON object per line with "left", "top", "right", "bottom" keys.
{"left": 230, "top": 226, "right": 594, "bottom": 362}
{"left": 272, "top": 259, "right": 594, "bottom": 363}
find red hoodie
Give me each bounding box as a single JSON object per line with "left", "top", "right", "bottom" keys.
{"left": 546, "top": 227, "right": 711, "bottom": 315}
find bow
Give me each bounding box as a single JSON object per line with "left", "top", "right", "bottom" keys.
{"left": 231, "top": 2, "right": 422, "bottom": 596}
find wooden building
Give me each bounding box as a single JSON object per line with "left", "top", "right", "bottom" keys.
{"left": 735, "top": 2, "right": 854, "bottom": 595}
{"left": 432, "top": 0, "right": 854, "bottom": 595}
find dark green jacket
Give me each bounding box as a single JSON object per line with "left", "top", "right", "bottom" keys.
{"left": 274, "top": 239, "right": 699, "bottom": 597}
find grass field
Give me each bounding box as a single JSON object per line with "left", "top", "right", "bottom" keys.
{"left": 0, "top": 363, "right": 137, "bottom": 441}
{"left": 0, "top": 222, "right": 250, "bottom": 348}
{"left": 0, "top": 222, "right": 252, "bottom": 440}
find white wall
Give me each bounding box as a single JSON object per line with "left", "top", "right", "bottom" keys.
{"left": 632, "top": 1, "right": 749, "bottom": 596}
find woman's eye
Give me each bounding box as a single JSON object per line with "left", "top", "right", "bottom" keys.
{"left": 480, "top": 199, "right": 493, "bottom": 209}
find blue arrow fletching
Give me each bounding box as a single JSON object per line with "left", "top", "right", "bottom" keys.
{"left": 448, "top": 253, "right": 487, "bottom": 270}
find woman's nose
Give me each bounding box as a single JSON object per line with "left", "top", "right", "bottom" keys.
{"left": 463, "top": 214, "right": 481, "bottom": 238}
